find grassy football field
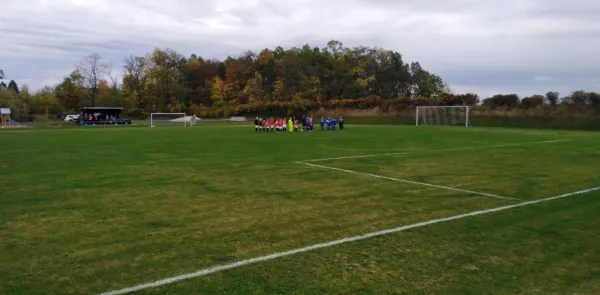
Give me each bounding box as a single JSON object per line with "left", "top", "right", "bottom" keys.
{"left": 1, "top": 124, "right": 600, "bottom": 294}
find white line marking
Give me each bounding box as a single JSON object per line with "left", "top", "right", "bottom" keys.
{"left": 98, "top": 186, "right": 600, "bottom": 295}
{"left": 300, "top": 139, "right": 572, "bottom": 163}
{"left": 299, "top": 162, "right": 517, "bottom": 200}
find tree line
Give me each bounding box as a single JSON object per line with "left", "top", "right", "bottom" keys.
{"left": 1, "top": 40, "right": 599, "bottom": 120}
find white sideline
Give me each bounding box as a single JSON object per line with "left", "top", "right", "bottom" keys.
{"left": 98, "top": 186, "right": 600, "bottom": 295}
{"left": 300, "top": 139, "right": 571, "bottom": 163}
{"left": 299, "top": 162, "right": 517, "bottom": 201}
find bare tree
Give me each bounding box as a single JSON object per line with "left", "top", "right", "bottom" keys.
{"left": 442, "top": 83, "right": 453, "bottom": 95}
{"left": 106, "top": 63, "right": 119, "bottom": 89}
{"left": 77, "top": 53, "right": 108, "bottom": 106}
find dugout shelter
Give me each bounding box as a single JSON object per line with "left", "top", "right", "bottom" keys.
{"left": 77, "top": 107, "right": 132, "bottom": 126}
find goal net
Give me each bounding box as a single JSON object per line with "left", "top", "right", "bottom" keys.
{"left": 149, "top": 113, "right": 188, "bottom": 127}
{"left": 416, "top": 106, "right": 471, "bottom": 127}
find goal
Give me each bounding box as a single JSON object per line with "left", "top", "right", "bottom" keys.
{"left": 416, "top": 106, "right": 471, "bottom": 127}
{"left": 150, "top": 113, "right": 187, "bottom": 127}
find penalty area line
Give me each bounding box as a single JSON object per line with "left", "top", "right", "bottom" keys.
{"left": 299, "top": 162, "right": 517, "bottom": 201}
{"left": 97, "top": 186, "right": 600, "bottom": 295}
{"left": 300, "top": 139, "right": 572, "bottom": 163}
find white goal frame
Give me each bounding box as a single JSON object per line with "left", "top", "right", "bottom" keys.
{"left": 416, "top": 106, "right": 471, "bottom": 127}
{"left": 150, "top": 113, "right": 187, "bottom": 127}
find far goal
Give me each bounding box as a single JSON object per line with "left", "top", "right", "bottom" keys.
{"left": 416, "top": 106, "right": 471, "bottom": 127}
{"left": 150, "top": 113, "right": 188, "bottom": 127}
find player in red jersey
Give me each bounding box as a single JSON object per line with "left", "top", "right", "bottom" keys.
{"left": 269, "top": 118, "right": 274, "bottom": 132}
{"left": 266, "top": 118, "right": 270, "bottom": 132}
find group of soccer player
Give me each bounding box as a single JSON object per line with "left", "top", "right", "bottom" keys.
{"left": 254, "top": 116, "right": 344, "bottom": 132}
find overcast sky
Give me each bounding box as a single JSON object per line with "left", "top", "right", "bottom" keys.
{"left": 1, "top": 0, "right": 599, "bottom": 97}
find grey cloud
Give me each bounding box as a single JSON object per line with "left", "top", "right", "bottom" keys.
{"left": 1, "top": 0, "right": 599, "bottom": 97}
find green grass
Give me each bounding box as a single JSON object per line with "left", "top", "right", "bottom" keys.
{"left": 1, "top": 125, "right": 599, "bottom": 294}
{"left": 343, "top": 115, "right": 600, "bottom": 130}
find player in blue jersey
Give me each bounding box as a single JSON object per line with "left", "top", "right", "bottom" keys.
{"left": 304, "top": 117, "right": 309, "bottom": 131}
{"left": 320, "top": 117, "right": 325, "bottom": 131}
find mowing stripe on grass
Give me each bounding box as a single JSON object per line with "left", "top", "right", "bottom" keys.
{"left": 299, "top": 162, "right": 517, "bottom": 200}
{"left": 300, "top": 139, "right": 571, "bottom": 163}
{"left": 98, "top": 186, "right": 600, "bottom": 295}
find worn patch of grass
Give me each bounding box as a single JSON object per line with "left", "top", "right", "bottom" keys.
{"left": 0, "top": 125, "right": 599, "bottom": 294}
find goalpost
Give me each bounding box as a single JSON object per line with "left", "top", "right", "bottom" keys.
{"left": 416, "top": 106, "right": 471, "bottom": 127}
{"left": 150, "top": 113, "right": 187, "bottom": 127}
